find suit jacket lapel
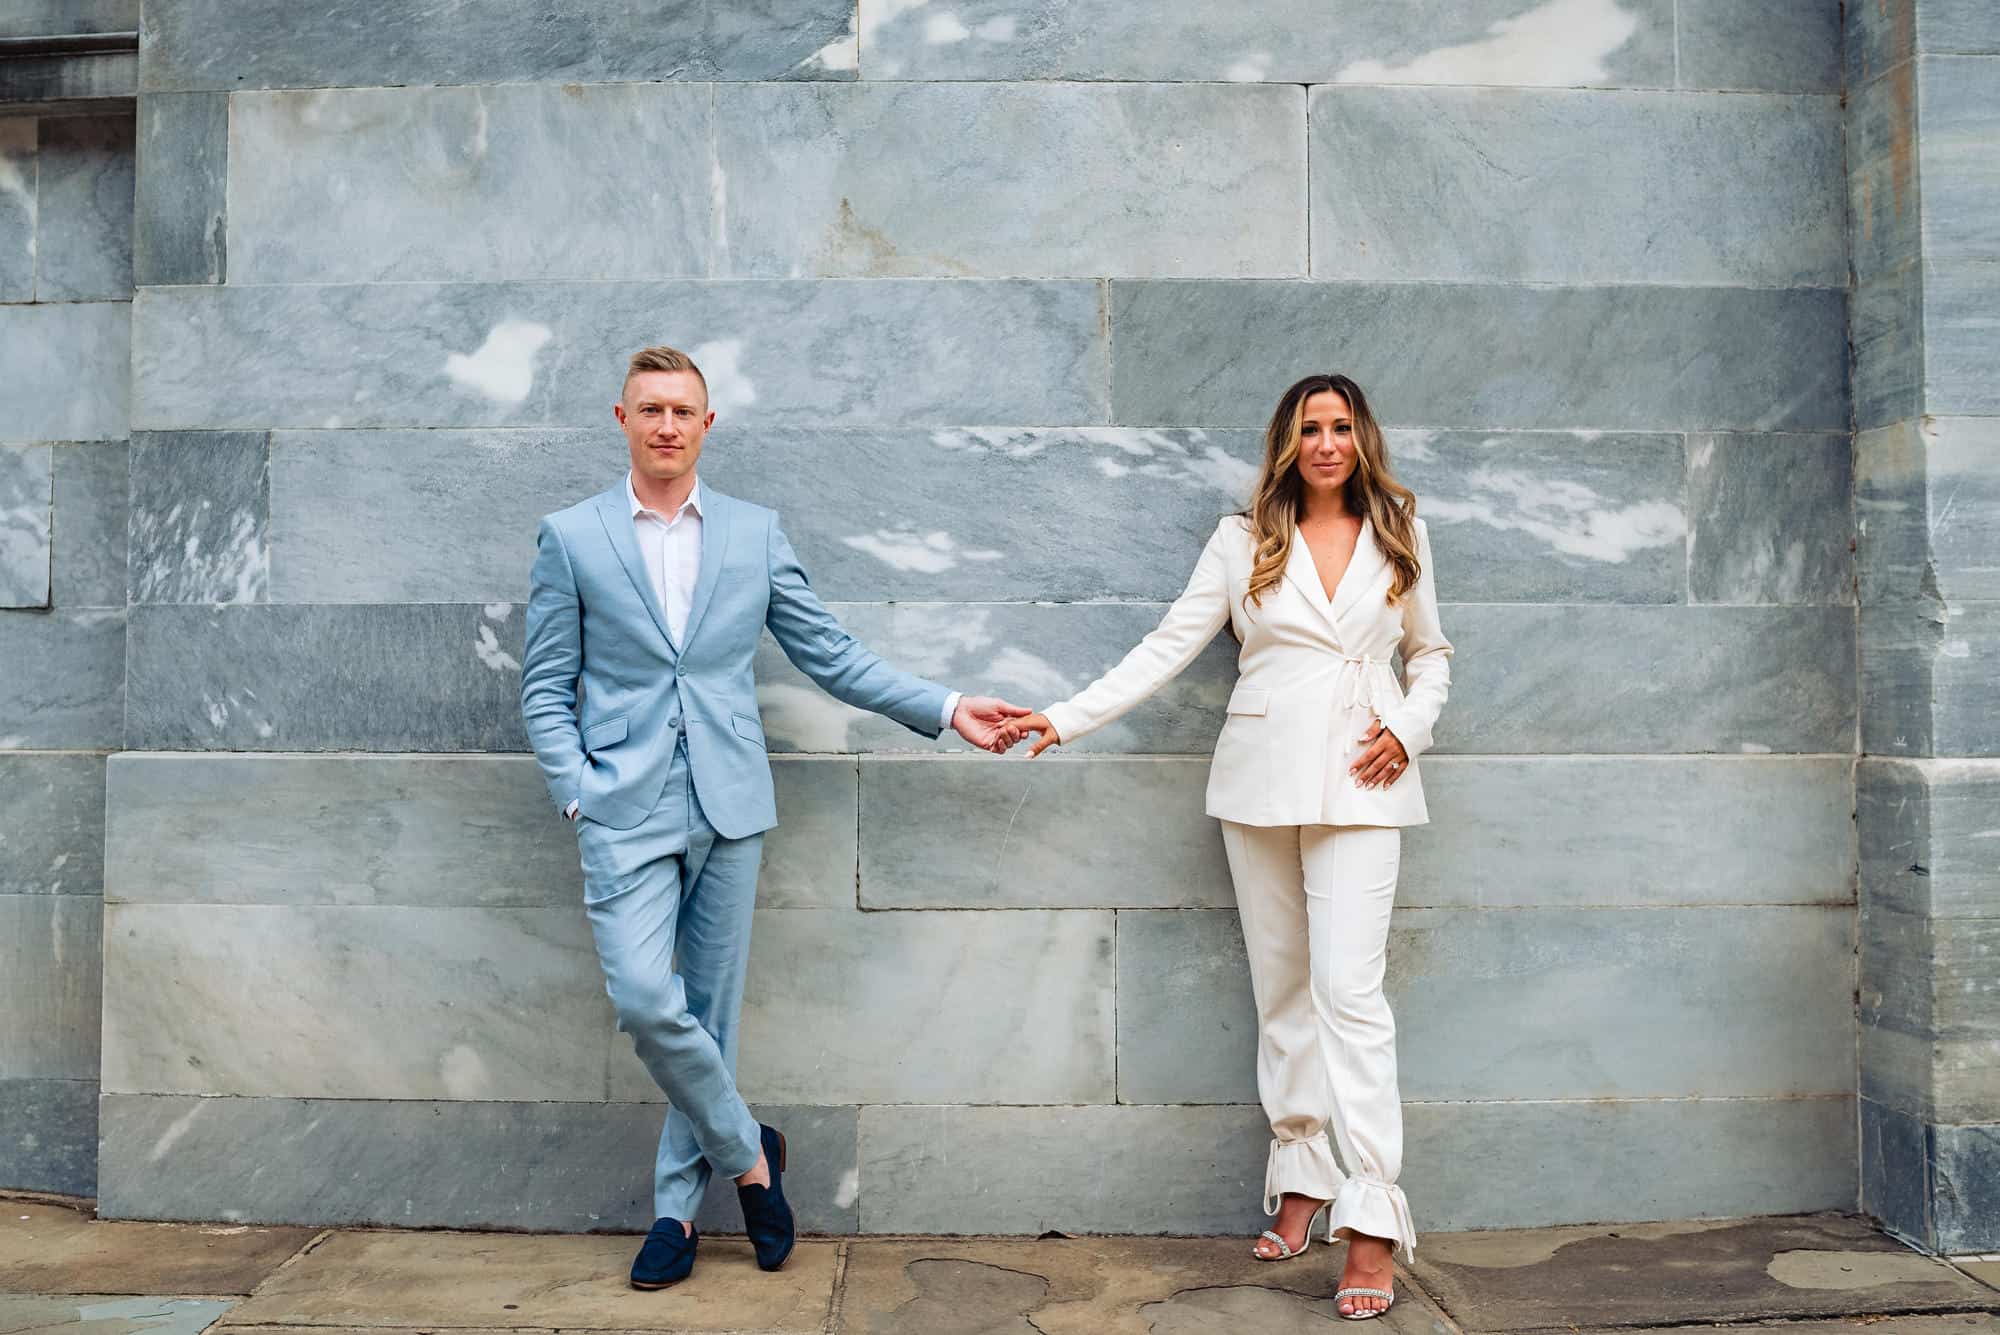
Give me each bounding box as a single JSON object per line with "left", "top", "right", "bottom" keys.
{"left": 594, "top": 487, "right": 677, "bottom": 654}
{"left": 678, "top": 489, "right": 731, "bottom": 651}
{"left": 1330, "top": 516, "right": 1386, "bottom": 624}
{"left": 1281, "top": 527, "right": 1345, "bottom": 640}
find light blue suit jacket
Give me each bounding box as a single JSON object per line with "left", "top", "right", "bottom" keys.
{"left": 520, "top": 481, "right": 951, "bottom": 837}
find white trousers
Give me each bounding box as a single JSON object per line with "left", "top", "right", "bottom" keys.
{"left": 1220, "top": 820, "right": 1416, "bottom": 1257}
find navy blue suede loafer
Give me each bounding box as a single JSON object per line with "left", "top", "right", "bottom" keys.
{"left": 630, "top": 1217, "right": 697, "bottom": 1289}
{"left": 736, "top": 1123, "right": 794, "bottom": 1272}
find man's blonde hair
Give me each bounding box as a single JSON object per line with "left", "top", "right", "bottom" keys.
{"left": 623, "top": 345, "right": 708, "bottom": 403}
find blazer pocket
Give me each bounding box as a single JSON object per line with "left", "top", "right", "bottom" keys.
{"left": 582, "top": 717, "right": 628, "bottom": 752}
{"left": 731, "top": 712, "right": 765, "bottom": 744}
{"left": 1225, "top": 686, "right": 1270, "bottom": 716}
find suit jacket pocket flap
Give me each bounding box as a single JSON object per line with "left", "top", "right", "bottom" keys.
{"left": 731, "top": 712, "right": 765, "bottom": 743}
{"left": 1226, "top": 686, "right": 1270, "bottom": 716}
{"left": 583, "top": 717, "right": 628, "bottom": 750}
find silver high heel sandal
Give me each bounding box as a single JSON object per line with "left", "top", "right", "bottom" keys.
{"left": 1334, "top": 1286, "right": 1396, "bottom": 1320}
{"left": 1251, "top": 1201, "right": 1329, "bottom": 1261}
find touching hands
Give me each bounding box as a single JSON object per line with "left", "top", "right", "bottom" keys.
{"left": 1351, "top": 717, "right": 1409, "bottom": 789}
{"left": 952, "top": 696, "right": 1034, "bottom": 754}
{"left": 998, "top": 712, "right": 1061, "bottom": 758}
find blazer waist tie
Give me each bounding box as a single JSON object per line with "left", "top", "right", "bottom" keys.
{"left": 1335, "top": 654, "right": 1396, "bottom": 719}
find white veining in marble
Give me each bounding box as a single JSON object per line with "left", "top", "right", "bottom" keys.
{"left": 131, "top": 503, "right": 266, "bottom": 604}
{"left": 841, "top": 529, "right": 1003, "bottom": 573}
{"left": 691, "top": 337, "right": 756, "bottom": 414}
{"left": 756, "top": 681, "right": 869, "bottom": 752}
{"left": 473, "top": 622, "right": 519, "bottom": 673}
{"left": 1426, "top": 463, "right": 1684, "bottom": 562}
{"left": 443, "top": 320, "right": 552, "bottom": 405}
{"left": 803, "top": 0, "right": 934, "bottom": 73}
{"left": 1338, "top": 0, "right": 1640, "bottom": 86}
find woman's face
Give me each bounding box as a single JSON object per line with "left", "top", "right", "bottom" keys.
{"left": 1293, "top": 390, "right": 1357, "bottom": 498}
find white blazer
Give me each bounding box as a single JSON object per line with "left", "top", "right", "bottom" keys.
{"left": 1043, "top": 514, "right": 1452, "bottom": 828}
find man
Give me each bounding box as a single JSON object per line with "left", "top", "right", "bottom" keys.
{"left": 520, "top": 346, "right": 1026, "bottom": 1287}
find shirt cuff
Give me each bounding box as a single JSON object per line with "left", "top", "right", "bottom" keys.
{"left": 564, "top": 799, "right": 579, "bottom": 821}
{"left": 941, "top": 691, "right": 962, "bottom": 731}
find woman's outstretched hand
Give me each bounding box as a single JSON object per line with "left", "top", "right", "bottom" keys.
{"left": 1351, "top": 717, "right": 1409, "bottom": 789}
{"left": 1000, "top": 712, "right": 1062, "bottom": 758}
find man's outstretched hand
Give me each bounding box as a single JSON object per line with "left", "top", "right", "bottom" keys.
{"left": 952, "top": 696, "right": 1033, "bottom": 754}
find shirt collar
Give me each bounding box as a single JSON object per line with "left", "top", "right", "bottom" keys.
{"left": 627, "top": 471, "right": 703, "bottom": 523}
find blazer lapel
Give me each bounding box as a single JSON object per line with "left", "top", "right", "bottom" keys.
{"left": 594, "top": 487, "right": 677, "bottom": 654}
{"left": 1281, "top": 528, "right": 1345, "bottom": 640}
{"left": 678, "top": 489, "right": 731, "bottom": 651}
{"left": 1330, "top": 516, "right": 1387, "bottom": 624}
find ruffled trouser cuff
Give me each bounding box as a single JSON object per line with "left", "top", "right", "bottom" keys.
{"left": 1262, "top": 1136, "right": 1344, "bottom": 1216}
{"left": 1331, "top": 1174, "right": 1418, "bottom": 1259}
{"left": 1262, "top": 1137, "right": 1418, "bottom": 1259}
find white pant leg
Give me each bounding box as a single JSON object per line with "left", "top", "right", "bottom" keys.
{"left": 1300, "top": 823, "right": 1416, "bottom": 1257}
{"left": 1220, "top": 820, "right": 1346, "bottom": 1216}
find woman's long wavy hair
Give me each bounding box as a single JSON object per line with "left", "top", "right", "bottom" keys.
{"left": 1242, "top": 374, "right": 1419, "bottom": 610}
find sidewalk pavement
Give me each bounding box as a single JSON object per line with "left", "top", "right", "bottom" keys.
{"left": 4, "top": 1194, "right": 1998, "bottom": 1335}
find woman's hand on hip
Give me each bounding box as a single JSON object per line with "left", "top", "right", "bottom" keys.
{"left": 1351, "top": 718, "right": 1409, "bottom": 789}
{"left": 1000, "top": 712, "right": 1062, "bottom": 758}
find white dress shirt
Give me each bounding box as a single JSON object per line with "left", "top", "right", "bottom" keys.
{"left": 565, "top": 474, "right": 960, "bottom": 820}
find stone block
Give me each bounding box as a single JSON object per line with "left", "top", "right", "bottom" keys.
{"left": 1847, "top": 0, "right": 1916, "bottom": 87}
{"left": 51, "top": 441, "right": 126, "bottom": 607}
{"left": 0, "top": 302, "right": 129, "bottom": 441}
{"left": 1395, "top": 430, "right": 1686, "bottom": 603}
{"left": 1923, "top": 0, "right": 2000, "bottom": 55}
{"left": 0, "top": 608, "right": 125, "bottom": 748}
{"left": 0, "top": 752, "right": 103, "bottom": 894}
{"left": 1859, "top": 758, "right": 2000, "bottom": 919}
{"left": 1118, "top": 905, "right": 1855, "bottom": 1105}
{"left": 0, "top": 1077, "right": 96, "bottom": 1196}
{"left": 857, "top": 0, "right": 1675, "bottom": 87}
{"left": 132, "top": 281, "right": 1106, "bottom": 431}
{"left": 1846, "top": 63, "right": 1922, "bottom": 283}
{"left": 0, "top": 119, "right": 32, "bottom": 302}
{"left": 1414, "top": 756, "right": 1855, "bottom": 907}
{"left": 140, "top": 0, "right": 856, "bottom": 91}
{"left": 1310, "top": 87, "right": 1842, "bottom": 286}
{"left": 1677, "top": 0, "right": 1842, "bottom": 91}
{"left": 1109, "top": 282, "right": 1847, "bottom": 432}
{"left": 0, "top": 1, "right": 137, "bottom": 37}
{"left": 1441, "top": 604, "right": 1855, "bottom": 754}
{"left": 267, "top": 429, "right": 615, "bottom": 603}
{"left": 230, "top": 85, "right": 712, "bottom": 285}
{"left": 718, "top": 82, "right": 1304, "bottom": 278}
{"left": 1687, "top": 433, "right": 1853, "bottom": 604}
{"left": 0, "top": 894, "right": 101, "bottom": 1079}
{"left": 858, "top": 1095, "right": 1854, "bottom": 1234}
{"left": 126, "top": 603, "right": 524, "bottom": 751}
{"left": 103, "top": 753, "right": 854, "bottom": 911}
{"left": 127, "top": 432, "right": 269, "bottom": 604}
{"left": 1861, "top": 599, "right": 2000, "bottom": 757}
{"left": 1856, "top": 418, "right": 1932, "bottom": 606}
{"left": 1927, "top": 260, "right": 2000, "bottom": 416}
{"left": 1926, "top": 418, "right": 2000, "bottom": 601}
{"left": 33, "top": 113, "right": 131, "bottom": 301}
{"left": 722, "top": 908, "right": 1114, "bottom": 1104}
{"left": 134, "top": 92, "right": 225, "bottom": 285}
{"left": 101, "top": 902, "right": 606, "bottom": 1100}
{"left": 0, "top": 443, "right": 52, "bottom": 607}
{"left": 1852, "top": 265, "right": 1923, "bottom": 432}
{"left": 1862, "top": 1095, "right": 1933, "bottom": 1243}
{"left": 859, "top": 757, "right": 1230, "bottom": 909}
{"left": 1934, "top": 1122, "right": 2000, "bottom": 1253}
{"left": 1861, "top": 1012, "right": 1936, "bottom": 1117}
{"left": 1861, "top": 900, "right": 1934, "bottom": 1038}
{"left": 753, "top": 601, "right": 1237, "bottom": 755}
{"left": 97, "top": 1094, "right": 858, "bottom": 1235}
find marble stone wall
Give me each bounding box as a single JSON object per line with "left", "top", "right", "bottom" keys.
{"left": 1, "top": 0, "right": 1874, "bottom": 1234}
{"left": 1849, "top": 0, "right": 2000, "bottom": 1254}
{"left": 0, "top": 106, "right": 132, "bottom": 1196}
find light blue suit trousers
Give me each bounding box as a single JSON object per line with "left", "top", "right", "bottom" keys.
{"left": 521, "top": 480, "right": 952, "bottom": 1219}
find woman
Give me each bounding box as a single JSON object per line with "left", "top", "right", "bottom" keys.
{"left": 1004, "top": 374, "right": 1451, "bottom": 1321}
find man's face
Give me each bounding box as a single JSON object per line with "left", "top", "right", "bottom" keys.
{"left": 616, "top": 369, "right": 713, "bottom": 485}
